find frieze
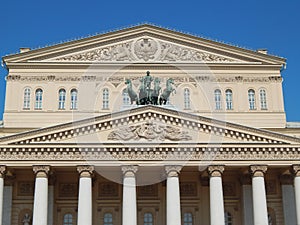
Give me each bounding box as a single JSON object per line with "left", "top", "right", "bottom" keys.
{"left": 223, "top": 182, "right": 236, "bottom": 196}
{"left": 108, "top": 121, "right": 192, "bottom": 141}
{"left": 138, "top": 184, "right": 158, "bottom": 197}
{"left": 265, "top": 179, "right": 277, "bottom": 195}
{"left": 0, "top": 146, "right": 300, "bottom": 161}
{"left": 5, "top": 74, "right": 282, "bottom": 84}
{"left": 59, "top": 183, "right": 78, "bottom": 197}
{"left": 17, "top": 181, "right": 34, "bottom": 196}
{"left": 180, "top": 182, "right": 197, "bottom": 197}
{"left": 99, "top": 182, "right": 119, "bottom": 198}
{"left": 55, "top": 38, "right": 237, "bottom": 63}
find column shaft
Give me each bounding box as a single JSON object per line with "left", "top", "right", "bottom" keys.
{"left": 250, "top": 165, "right": 268, "bottom": 225}
{"left": 165, "top": 165, "right": 182, "bottom": 225}
{"left": 295, "top": 176, "right": 300, "bottom": 225}
{"left": 0, "top": 166, "right": 5, "bottom": 225}
{"left": 122, "top": 165, "right": 138, "bottom": 225}
{"left": 32, "top": 166, "right": 50, "bottom": 225}
{"left": 77, "top": 166, "right": 93, "bottom": 225}
{"left": 208, "top": 165, "right": 225, "bottom": 225}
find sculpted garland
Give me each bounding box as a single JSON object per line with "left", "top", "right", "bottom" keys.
{"left": 56, "top": 38, "right": 236, "bottom": 62}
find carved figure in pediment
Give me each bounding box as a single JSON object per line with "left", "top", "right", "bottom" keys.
{"left": 134, "top": 38, "right": 158, "bottom": 61}
{"left": 113, "top": 43, "right": 134, "bottom": 61}
{"left": 159, "top": 78, "right": 176, "bottom": 105}
{"left": 107, "top": 122, "right": 192, "bottom": 141}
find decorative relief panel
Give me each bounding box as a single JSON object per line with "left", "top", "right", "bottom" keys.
{"left": 266, "top": 179, "right": 277, "bottom": 195}
{"left": 107, "top": 121, "right": 192, "bottom": 141}
{"left": 17, "top": 182, "right": 34, "bottom": 196}
{"left": 138, "top": 184, "right": 158, "bottom": 197}
{"left": 59, "top": 183, "right": 78, "bottom": 198}
{"left": 223, "top": 182, "right": 237, "bottom": 196}
{"left": 98, "top": 182, "right": 119, "bottom": 198}
{"left": 180, "top": 182, "right": 197, "bottom": 197}
{"left": 55, "top": 37, "right": 237, "bottom": 63}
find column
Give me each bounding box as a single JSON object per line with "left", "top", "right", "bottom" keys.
{"left": 0, "top": 166, "right": 6, "bottom": 225}
{"left": 280, "top": 172, "right": 297, "bottom": 225}
{"left": 208, "top": 165, "right": 225, "bottom": 225}
{"left": 32, "top": 165, "right": 50, "bottom": 225}
{"left": 250, "top": 165, "right": 268, "bottom": 225}
{"left": 165, "top": 165, "right": 182, "bottom": 225}
{"left": 2, "top": 170, "right": 13, "bottom": 225}
{"left": 241, "top": 174, "right": 254, "bottom": 225}
{"left": 48, "top": 175, "right": 56, "bottom": 225}
{"left": 77, "top": 165, "right": 94, "bottom": 225}
{"left": 122, "top": 165, "right": 138, "bottom": 225}
{"left": 293, "top": 165, "right": 300, "bottom": 225}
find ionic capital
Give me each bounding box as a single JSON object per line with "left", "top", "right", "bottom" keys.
{"left": 250, "top": 165, "right": 267, "bottom": 177}
{"left": 292, "top": 165, "right": 300, "bottom": 177}
{"left": 208, "top": 165, "right": 225, "bottom": 177}
{"left": 33, "top": 165, "right": 50, "bottom": 178}
{"left": 77, "top": 165, "right": 94, "bottom": 178}
{"left": 122, "top": 165, "right": 138, "bottom": 177}
{"left": 0, "top": 166, "right": 6, "bottom": 178}
{"left": 165, "top": 165, "right": 182, "bottom": 177}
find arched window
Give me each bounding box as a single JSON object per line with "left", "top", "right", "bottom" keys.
{"left": 103, "top": 88, "right": 109, "bottom": 109}
{"left": 143, "top": 212, "right": 153, "bottom": 225}
{"left": 260, "top": 89, "right": 267, "bottom": 110}
{"left": 70, "top": 89, "right": 78, "bottom": 110}
{"left": 183, "top": 212, "right": 193, "bottom": 225}
{"left": 58, "top": 89, "right": 66, "bottom": 109}
{"left": 123, "top": 89, "right": 130, "bottom": 106}
{"left": 63, "top": 213, "right": 73, "bottom": 225}
{"left": 104, "top": 213, "right": 113, "bottom": 225}
{"left": 184, "top": 88, "right": 191, "bottom": 109}
{"left": 214, "top": 89, "right": 222, "bottom": 110}
{"left": 224, "top": 211, "right": 233, "bottom": 225}
{"left": 35, "top": 89, "right": 43, "bottom": 109}
{"left": 248, "top": 89, "right": 256, "bottom": 110}
{"left": 23, "top": 88, "right": 31, "bottom": 109}
{"left": 225, "top": 89, "right": 233, "bottom": 110}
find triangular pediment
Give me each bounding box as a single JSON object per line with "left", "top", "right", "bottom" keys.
{"left": 3, "top": 24, "right": 286, "bottom": 65}
{"left": 0, "top": 106, "right": 298, "bottom": 146}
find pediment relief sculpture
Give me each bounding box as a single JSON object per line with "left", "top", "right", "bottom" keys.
{"left": 55, "top": 37, "right": 238, "bottom": 63}
{"left": 107, "top": 121, "right": 192, "bottom": 141}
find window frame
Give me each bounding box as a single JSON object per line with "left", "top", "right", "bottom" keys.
{"left": 35, "top": 88, "right": 43, "bottom": 110}
{"left": 225, "top": 89, "right": 233, "bottom": 110}
{"left": 102, "top": 88, "right": 109, "bottom": 109}
{"left": 58, "top": 88, "right": 66, "bottom": 110}
{"left": 248, "top": 89, "right": 256, "bottom": 110}
{"left": 70, "top": 89, "right": 78, "bottom": 110}
{"left": 184, "top": 88, "right": 191, "bottom": 110}
{"left": 183, "top": 212, "right": 193, "bottom": 225}
{"left": 143, "top": 212, "right": 153, "bottom": 225}
{"left": 259, "top": 89, "right": 267, "bottom": 110}
{"left": 23, "top": 87, "right": 31, "bottom": 110}
{"left": 214, "top": 89, "right": 222, "bottom": 110}
{"left": 63, "top": 213, "right": 73, "bottom": 225}
{"left": 103, "top": 212, "right": 113, "bottom": 225}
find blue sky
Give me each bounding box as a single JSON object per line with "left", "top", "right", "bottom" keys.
{"left": 0, "top": 0, "right": 299, "bottom": 121}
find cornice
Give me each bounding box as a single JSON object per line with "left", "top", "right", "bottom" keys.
{"left": 6, "top": 74, "right": 282, "bottom": 83}
{"left": 0, "top": 144, "right": 299, "bottom": 162}
{"left": 3, "top": 24, "right": 285, "bottom": 65}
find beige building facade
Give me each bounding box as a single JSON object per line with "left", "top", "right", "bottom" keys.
{"left": 0, "top": 24, "right": 300, "bottom": 225}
